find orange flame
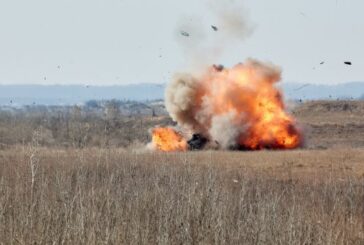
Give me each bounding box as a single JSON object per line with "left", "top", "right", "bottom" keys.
{"left": 151, "top": 128, "right": 188, "bottom": 152}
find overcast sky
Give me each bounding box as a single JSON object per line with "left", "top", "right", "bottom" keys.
{"left": 0, "top": 0, "right": 363, "bottom": 85}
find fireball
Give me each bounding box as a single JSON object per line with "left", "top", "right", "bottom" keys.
{"left": 151, "top": 59, "right": 303, "bottom": 152}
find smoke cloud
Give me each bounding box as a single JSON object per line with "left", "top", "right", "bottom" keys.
{"left": 209, "top": 112, "right": 244, "bottom": 149}
{"left": 176, "top": 0, "right": 254, "bottom": 66}
{"left": 207, "top": 0, "right": 254, "bottom": 41}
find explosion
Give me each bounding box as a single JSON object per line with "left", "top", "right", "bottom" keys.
{"left": 151, "top": 59, "right": 303, "bottom": 152}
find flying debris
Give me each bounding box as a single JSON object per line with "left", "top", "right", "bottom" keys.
{"left": 320, "top": 61, "right": 325, "bottom": 65}
{"left": 294, "top": 84, "right": 310, "bottom": 91}
{"left": 180, "top": 31, "right": 190, "bottom": 37}
{"left": 344, "top": 61, "right": 352, "bottom": 65}
{"left": 211, "top": 25, "right": 218, "bottom": 31}
{"left": 213, "top": 64, "right": 224, "bottom": 72}
{"left": 57, "top": 65, "right": 61, "bottom": 69}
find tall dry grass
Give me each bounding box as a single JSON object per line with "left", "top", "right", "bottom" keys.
{"left": 0, "top": 147, "right": 363, "bottom": 244}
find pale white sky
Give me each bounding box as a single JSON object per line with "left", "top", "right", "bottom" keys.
{"left": 0, "top": 0, "right": 363, "bottom": 85}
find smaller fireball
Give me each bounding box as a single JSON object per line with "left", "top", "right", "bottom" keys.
{"left": 151, "top": 127, "right": 187, "bottom": 152}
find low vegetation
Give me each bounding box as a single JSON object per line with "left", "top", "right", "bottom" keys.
{"left": 0, "top": 148, "right": 363, "bottom": 244}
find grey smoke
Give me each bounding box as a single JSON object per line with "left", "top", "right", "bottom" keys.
{"left": 175, "top": 0, "right": 254, "bottom": 66}
{"left": 207, "top": 0, "right": 254, "bottom": 40}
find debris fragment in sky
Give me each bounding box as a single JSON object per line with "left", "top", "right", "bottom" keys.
{"left": 180, "top": 31, "right": 190, "bottom": 37}
{"left": 294, "top": 84, "right": 310, "bottom": 91}
{"left": 211, "top": 25, "right": 218, "bottom": 31}
{"left": 344, "top": 61, "right": 352, "bottom": 65}
{"left": 213, "top": 64, "right": 224, "bottom": 71}
{"left": 320, "top": 61, "right": 325, "bottom": 65}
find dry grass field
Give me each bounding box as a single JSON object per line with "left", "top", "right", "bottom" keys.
{"left": 0, "top": 101, "right": 364, "bottom": 244}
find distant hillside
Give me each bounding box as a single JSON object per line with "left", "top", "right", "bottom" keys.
{"left": 282, "top": 82, "right": 364, "bottom": 100}
{"left": 0, "top": 82, "right": 363, "bottom": 105}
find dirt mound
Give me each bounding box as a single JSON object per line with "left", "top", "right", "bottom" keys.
{"left": 292, "top": 101, "right": 364, "bottom": 149}
{"left": 295, "top": 100, "right": 364, "bottom": 114}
